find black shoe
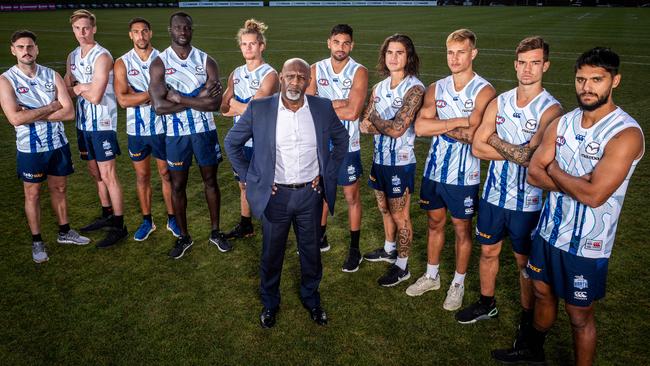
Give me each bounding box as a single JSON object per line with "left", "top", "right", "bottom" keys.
{"left": 455, "top": 298, "right": 499, "bottom": 324}
{"left": 224, "top": 222, "right": 254, "bottom": 240}
{"left": 169, "top": 236, "right": 193, "bottom": 259}
{"left": 81, "top": 215, "right": 114, "bottom": 232}
{"left": 309, "top": 306, "right": 327, "bottom": 326}
{"left": 377, "top": 264, "right": 411, "bottom": 287}
{"left": 95, "top": 225, "right": 128, "bottom": 249}
{"left": 491, "top": 346, "right": 545, "bottom": 365}
{"left": 363, "top": 246, "right": 397, "bottom": 263}
{"left": 209, "top": 231, "right": 232, "bottom": 252}
{"left": 259, "top": 307, "right": 277, "bottom": 329}
{"left": 319, "top": 235, "right": 330, "bottom": 252}
{"left": 341, "top": 248, "right": 362, "bottom": 273}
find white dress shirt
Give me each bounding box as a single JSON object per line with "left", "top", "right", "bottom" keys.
{"left": 274, "top": 97, "right": 319, "bottom": 184}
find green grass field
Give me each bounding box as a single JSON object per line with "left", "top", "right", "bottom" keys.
{"left": 0, "top": 6, "right": 648, "bottom": 365}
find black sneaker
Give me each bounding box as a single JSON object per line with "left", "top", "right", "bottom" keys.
{"left": 455, "top": 299, "right": 499, "bottom": 324}
{"left": 169, "top": 236, "right": 193, "bottom": 259}
{"left": 319, "top": 235, "right": 330, "bottom": 252}
{"left": 491, "top": 346, "right": 545, "bottom": 365}
{"left": 95, "top": 225, "right": 128, "bottom": 249}
{"left": 80, "top": 215, "right": 114, "bottom": 232}
{"left": 341, "top": 249, "right": 362, "bottom": 273}
{"left": 363, "top": 247, "right": 397, "bottom": 263}
{"left": 224, "top": 222, "right": 254, "bottom": 239}
{"left": 378, "top": 264, "right": 411, "bottom": 287}
{"left": 209, "top": 231, "right": 232, "bottom": 252}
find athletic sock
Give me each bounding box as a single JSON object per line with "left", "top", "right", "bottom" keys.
{"left": 241, "top": 215, "right": 252, "bottom": 226}
{"left": 426, "top": 263, "right": 439, "bottom": 278}
{"left": 58, "top": 223, "right": 70, "bottom": 235}
{"left": 350, "top": 230, "right": 360, "bottom": 250}
{"left": 143, "top": 214, "right": 152, "bottom": 223}
{"left": 113, "top": 215, "right": 124, "bottom": 228}
{"left": 452, "top": 271, "right": 466, "bottom": 286}
{"left": 102, "top": 206, "right": 113, "bottom": 218}
{"left": 396, "top": 256, "right": 408, "bottom": 270}
{"left": 32, "top": 233, "right": 42, "bottom": 243}
{"left": 168, "top": 213, "right": 175, "bottom": 220}
{"left": 384, "top": 240, "right": 396, "bottom": 253}
{"left": 480, "top": 294, "right": 495, "bottom": 306}
{"left": 520, "top": 308, "right": 534, "bottom": 327}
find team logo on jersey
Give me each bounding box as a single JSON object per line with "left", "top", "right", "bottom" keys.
{"left": 584, "top": 239, "right": 603, "bottom": 251}
{"left": 318, "top": 79, "right": 329, "bottom": 86}
{"left": 16, "top": 86, "right": 29, "bottom": 94}
{"left": 573, "top": 275, "right": 588, "bottom": 290}
{"left": 391, "top": 97, "right": 403, "bottom": 109}
{"left": 70, "top": 64, "right": 76, "bottom": 71}
{"left": 195, "top": 65, "right": 205, "bottom": 75}
{"left": 464, "top": 99, "right": 474, "bottom": 110}
{"left": 373, "top": 96, "right": 380, "bottom": 103}
{"left": 555, "top": 136, "right": 566, "bottom": 146}
{"left": 342, "top": 78, "right": 352, "bottom": 88}
{"left": 496, "top": 115, "right": 505, "bottom": 125}
{"left": 128, "top": 69, "right": 140, "bottom": 76}
{"left": 436, "top": 100, "right": 447, "bottom": 108}
{"left": 251, "top": 79, "right": 260, "bottom": 88}
{"left": 165, "top": 68, "right": 176, "bottom": 75}
{"left": 233, "top": 78, "right": 240, "bottom": 84}
{"left": 584, "top": 141, "right": 600, "bottom": 155}
{"left": 44, "top": 82, "right": 54, "bottom": 92}
{"left": 512, "top": 112, "right": 521, "bottom": 118}
{"left": 84, "top": 65, "right": 92, "bottom": 75}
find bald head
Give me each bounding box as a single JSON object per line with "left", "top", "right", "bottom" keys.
{"left": 282, "top": 58, "right": 309, "bottom": 74}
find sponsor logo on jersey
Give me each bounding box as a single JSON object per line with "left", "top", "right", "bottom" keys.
{"left": 195, "top": 65, "right": 205, "bottom": 75}
{"left": 584, "top": 239, "right": 603, "bottom": 251}
{"left": 318, "top": 79, "right": 329, "bottom": 86}
{"left": 496, "top": 115, "right": 505, "bottom": 125}
{"left": 70, "top": 64, "right": 76, "bottom": 71}
{"left": 391, "top": 97, "right": 403, "bottom": 109}
{"left": 556, "top": 135, "right": 566, "bottom": 146}
{"left": 180, "top": 63, "right": 187, "bottom": 68}
{"left": 574, "top": 275, "right": 588, "bottom": 290}
{"left": 44, "top": 82, "right": 54, "bottom": 92}
{"left": 84, "top": 65, "right": 92, "bottom": 75}
{"left": 574, "top": 291, "right": 588, "bottom": 300}
{"left": 576, "top": 134, "right": 585, "bottom": 141}
{"left": 581, "top": 141, "right": 601, "bottom": 160}
{"left": 128, "top": 68, "right": 140, "bottom": 76}
{"left": 342, "top": 78, "right": 352, "bottom": 88}
{"left": 523, "top": 119, "right": 538, "bottom": 134}
{"left": 373, "top": 96, "right": 380, "bottom": 103}
{"left": 512, "top": 112, "right": 521, "bottom": 118}
{"left": 233, "top": 78, "right": 240, "bottom": 84}
{"left": 463, "top": 99, "right": 474, "bottom": 111}
{"left": 468, "top": 171, "right": 480, "bottom": 183}
{"left": 525, "top": 196, "right": 540, "bottom": 207}
{"left": 436, "top": 99, "right": 447, "bottom": 108}
{"left": 16, "top": 86, "right": 29, "bottom": 94}
{"left": 251, "top": 79, "right": 260, "bottom": 88}
{"left": 165, "top": 68, "right": 176, "bottom": 75}
{"left": 527, "top": 262, "right": 542, "bottom": 273}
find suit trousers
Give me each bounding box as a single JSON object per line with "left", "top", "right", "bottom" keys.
{"left": 260, "top": 184, "right": 324, "bottom": 310}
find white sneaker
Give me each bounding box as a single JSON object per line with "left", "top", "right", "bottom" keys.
{"left": 405, "top": 273, "right": 440, "bottom": 297}
{"left": 443, "top": 282, "right": 465, "bottom": 311}
{"left": 32, "top": 241, "right": 49, "bottom": 263}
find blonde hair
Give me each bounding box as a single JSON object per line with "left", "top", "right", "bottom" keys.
{"left": 446, "top": 28, "right": 476, "bottom": 49}
{"left": 236, "top": 18, "right": 267, "bottom": 45}
{"left": 70, "top": 9, "right": 96, "bottom": 27}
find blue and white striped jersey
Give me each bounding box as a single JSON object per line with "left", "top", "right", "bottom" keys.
{"left": 118, "top": 48, "right": 165, "bottom": 136}
{"left": 482, "top": 88, "right": 560, "bottom": 211}
{"left": 372, "top": 75, "right": 424, "bottom": 166}
{"left": 68, "top": 43, "right": 118, "bottom": 132}
{"left": 315, "top": 57, "right": 362, "bottom": 152}
{"left": 232, "top": 62, "right": 275, "bottom": 147}
{"left": 3, "top": 65, "right": 68, "bottom": 153}
{"left": 158, "top": 46, "right": 216, "bottom": 136}
{"left": 536, "top": 107, "right": 643, "bottom": 259}
{"left": 423, "top": 74, "right": 491, "bottom": 185}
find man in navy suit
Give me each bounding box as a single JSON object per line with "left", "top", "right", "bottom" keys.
{"left": 225, "top": 58, "right": 348, "bottom": 328}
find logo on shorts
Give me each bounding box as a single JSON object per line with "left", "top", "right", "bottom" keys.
{"left": 44, "top": 82, "right": 54, "bottom": 92}
{"left": 527, "top": 262, "right": 542, "bottom": 273}
{"left": 167, "top": 160, "right": 183, "bottom": 167}
{"left": 477, "top": 230, "right": 492, "bottom": 240}
{"left": 574, "top": 291, "right": 588, "bottom": 300}
{"left": 165, "top": 68, "right": 176, "bottom": 75}
{"left": 419, "top": 199, "right": 429, "bottom": 205}
{"left": 391, "top": 175, "right": 401, "bottom": 186}
{"left": 368, "top": 175, "right": 376, "bottom": 182}
{"left": 102, "top": 140, "right": 113, "bottom": 157}
{"left": 318, "top": 79, "right": 329, "bottom": 86}
{"left": 347, "top": 165, "right": 355, "bottom": 175}
{"left": 16, "top": 86, "right": 29, "bottom": 94}
{"left": 22, "top": 172, "right": 44, "bottom": 180}
{"left": 574, "top": 275, "right": 588, "bottom": 290}
{"left": 556, "top": 136, "right": 566, "bottom": 146}
{"left": 391, "top": 97, "right": 403, "bottom": 109}
{"left": 496, "top": 115, "right": 505, "bottom": 125}
{"left": 584, "top": 239, "right": 603, "bottom": 251}
{"left": 128, "top": 69, "right": 140, "bottom": 76}
{"left": 436, "top": 99, "right": 447, "bottom": 108}
{"left": 464, "top": 196, "right": 474, "bottom": 214}
{"left": 342, "top": 78, "right": 352, "bottom": 88}
{"left": 128, "top": 150, "right": 141, "bottom": 158}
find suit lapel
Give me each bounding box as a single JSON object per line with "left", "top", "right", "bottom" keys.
{"left": 307, "top": 96, "right": 324, "bottom": 164}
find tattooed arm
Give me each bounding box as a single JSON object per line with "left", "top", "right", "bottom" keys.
{"left": 360, "top": 86, "right": 380, "bottom": 135}
{"left": 444, "top": 85, "right": 495, "bottom": 144}
{"left": 487, "top": 103, "right": 563, "bottom": 166}
{"left": 367, "top": 85, "right": 425, "bottom": 139}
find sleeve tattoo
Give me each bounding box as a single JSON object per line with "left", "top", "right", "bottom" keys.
{"left": 369, "top": 86, "right": 424, "bottom": 136}
{"left": 487, "top": 133, "right": 536, "bottom": 165}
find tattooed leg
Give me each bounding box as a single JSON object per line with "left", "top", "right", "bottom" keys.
{"left": 375, "top": 190, "right": 396, "bottom": 242}
{"left": 389, "top": 190, "right": 412, "bottom": 258}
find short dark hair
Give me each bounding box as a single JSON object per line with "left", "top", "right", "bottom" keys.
{"left": 129, "top": 17, "right": 151, "bottom": 31}
{"left": 169, "top": 11, "right": 192, "bottom": 27}
{"left": 516, "top": 36, "right": 549, "bottom": 62}
{"left": 377, "top": 34, "right": 420, "bottom": 77}
{"left": 10, "top": 30, "right": 36, "bottom": 44}
{"left": 575, "top": 47, "right": 620, "bottom": 77}
{"left": 330, "top": 24, "right": 353, "bottom": 40}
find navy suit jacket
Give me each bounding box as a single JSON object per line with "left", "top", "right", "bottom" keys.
{"left": 224, "top": 94, "right": 349, "bottom": 219}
